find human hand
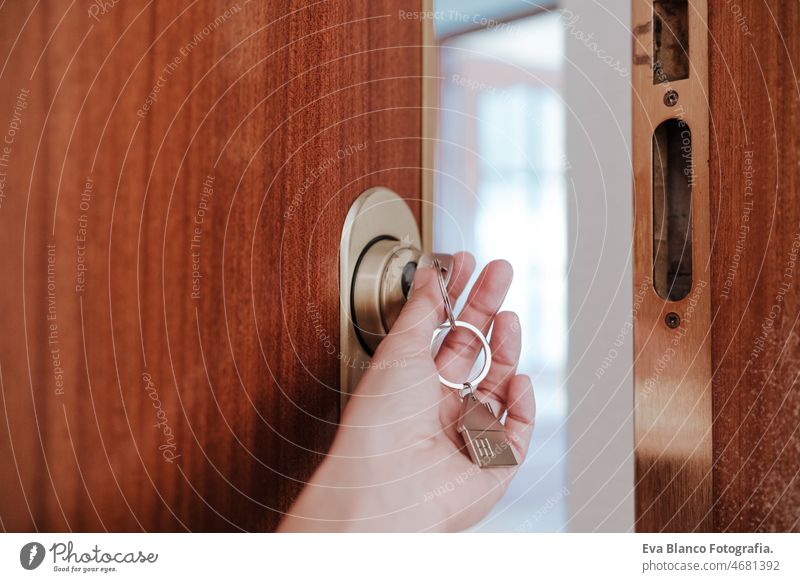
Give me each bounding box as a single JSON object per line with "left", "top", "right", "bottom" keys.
{"left": 278, "top": 254, "right": 535, "bottom": 532}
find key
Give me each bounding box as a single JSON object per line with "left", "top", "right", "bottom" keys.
{"left": 457, "top": 391, "right": 519, "bottom": 468}
{"left": 428, "top": 262, "right": 519, "bottom": 468}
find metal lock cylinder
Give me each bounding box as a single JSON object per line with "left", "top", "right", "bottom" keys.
{"left": 352, "top": 238, "right": 452, "bottom": 354}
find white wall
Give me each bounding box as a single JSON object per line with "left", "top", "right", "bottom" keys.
{"left": 561, "top": 0, "right": 635, "bottom": 532}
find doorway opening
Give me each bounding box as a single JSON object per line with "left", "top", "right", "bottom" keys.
{"left": 433, "top": 6, "right": 568, "bottom": 532}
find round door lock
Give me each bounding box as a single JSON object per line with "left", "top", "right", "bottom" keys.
{"left": 352, "top": 238, "right": 452, "bottom": 354}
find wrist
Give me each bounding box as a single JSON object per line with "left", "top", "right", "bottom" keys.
{"left": 278, "top": 456, "right": 376, "bottom": 532}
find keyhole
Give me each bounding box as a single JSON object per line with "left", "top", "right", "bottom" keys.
{"left": 401, "top": 261, "right": 417, "bottom": 298}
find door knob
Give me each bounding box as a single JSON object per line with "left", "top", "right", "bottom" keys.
{"left": 352, "top": 238, "right": 452, "bottom": 354}
{"left": 339, "top": 187, "right": 451, "bottom": 401}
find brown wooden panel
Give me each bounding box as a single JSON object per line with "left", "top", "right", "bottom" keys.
{"left": 0, "top": 0, "right": 422, "bottom": 532}
{"left": 709, "top": 1, "right": 800, "bottom": 531}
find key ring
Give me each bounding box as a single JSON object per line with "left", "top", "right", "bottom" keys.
{"left": 429, "top": 257, "right": 492, "bottom": 391}
{"left": 431, "top": 321, "right": 492, "bottom": 390}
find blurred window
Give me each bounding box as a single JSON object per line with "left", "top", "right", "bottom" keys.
{"left": 435, "top": 10, "right": 568, "bottom": 532}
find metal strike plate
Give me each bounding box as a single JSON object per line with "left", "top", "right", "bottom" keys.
{"left": 631, "top": 0, "right": 712, "bottom": 531}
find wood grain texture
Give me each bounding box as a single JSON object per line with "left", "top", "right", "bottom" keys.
{"left": 0, "top": 0, "right": 422, "bottom": 532}
{"left": 709, "top": 0, "right": 800, "bottom": 532}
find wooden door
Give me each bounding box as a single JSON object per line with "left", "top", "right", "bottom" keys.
{"left": 708, "top": 0, "right": 800, "bottom": 532}
{"left": 0, "top": 0, "right": 423, "bottom": 532}
{"left": 633, "top": 0, "right": 800, "bottom": 531}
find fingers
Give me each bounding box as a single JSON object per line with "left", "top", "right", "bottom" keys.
{"left": 445, "top": 251, "right": 476, "bottom": 306}
{"left": 477, "top": 311, "right": 521, "bottom": 415}
{"left": 504, "top": 374, "right": 535, "bottom": 459}
{"left": 435, "top": 260, "right": 513, "bottom": 382}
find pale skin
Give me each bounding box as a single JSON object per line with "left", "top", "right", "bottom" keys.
{"left": 279, "top": 254, "right": 535, "bottom": 532}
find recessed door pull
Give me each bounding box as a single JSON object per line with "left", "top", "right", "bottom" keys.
{"left": 339, "top": 187, "right": 452, "bottom": 401}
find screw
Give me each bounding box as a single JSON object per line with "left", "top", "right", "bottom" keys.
{"left": 665, "top": 312, "right": 681, "bottom": 329}
{"left": 663, "top": 90, "right": 679, "bottom": 107}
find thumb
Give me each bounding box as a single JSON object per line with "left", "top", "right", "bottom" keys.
{"left": 348, "top": 266, "right": 446, "bottom": 415}
{"left": 374, "top": 266, "right": 445, "bottom": 357}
